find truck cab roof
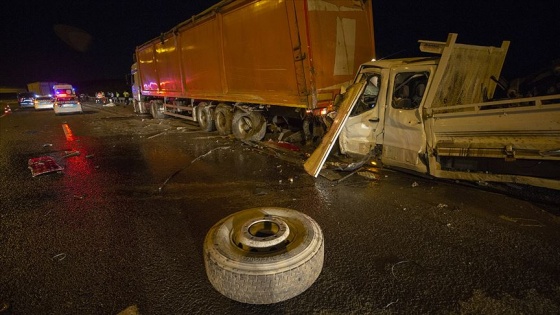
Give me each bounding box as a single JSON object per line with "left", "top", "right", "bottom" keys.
{"left": 361, "top": 57, "right": 439, "bottom": 71}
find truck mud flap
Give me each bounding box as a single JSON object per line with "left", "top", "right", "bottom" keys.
{"left": 304, "top": 81, "right": 366, "bottom": 177}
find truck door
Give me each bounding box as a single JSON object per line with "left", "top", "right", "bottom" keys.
{"left": 304, "top": 81, "right": 367, "bottom": 177}
{"left": 339, "top": 71, "right": 384, "bottom": 156}
{"left": 381, "top": 71, "right": 430, "bottom": 173}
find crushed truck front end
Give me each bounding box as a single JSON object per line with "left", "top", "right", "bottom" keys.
{"left": 307, "top": 33, "right": 560, "bottom": 190}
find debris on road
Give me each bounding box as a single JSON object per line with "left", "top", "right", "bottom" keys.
{"left": 267, "top": 140, "right": 301, "bottom": 152}
{"left": 499, "top": 215, "right": 544, "bottom": 227}
{"left": 357, "top": 170, "right": 379, "bottom": 180}
{"left": 158, "top": 146, "right": 231, "bottom": 192}
{"left": 336, "top": 168, "right": 362, "bottom": 184}
{"left": 147, "top": 131, "right": 166, "bottom": 139}
{"left": 384, "top": 299, "right": 399, "bottom": 309}
{"left": 190, "top": 146, "right": 230, "bottom": 164}
{"left": 412, "top": 181, "right": 419, "bottom": 187}
{"left": 63, "top": 150, "right": 80, "bottom": 158}
{"left": 28, "top": 156, "right": 64, "bottom": 177}
{"left": 51, "top": 253, "right": 67, "bottom": 261}
{"left": 158, "top": 168, "right": 184, "bottom": 193}
{"left": 42, "top": 143, "right": 53, "bottom": 147}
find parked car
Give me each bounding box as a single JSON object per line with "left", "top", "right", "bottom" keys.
{"left": 17, "top": 92, "right": 35, "bottom": 108}
{"left": 33, "top": 96, "right": 54, "bottom": 110}
{"left": 53, "top": 95, "right": 83, "bottom": 115}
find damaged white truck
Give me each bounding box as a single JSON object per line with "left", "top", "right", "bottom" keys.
{"left": 305, "top": 33, "right": 560, "bottom": 190}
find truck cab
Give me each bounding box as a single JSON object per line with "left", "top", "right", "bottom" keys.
{"left": 306, "top": 34, "right": 560, "bottom": 190}
{"left": 339, "top": 58, "right": 437, "bottom": 174}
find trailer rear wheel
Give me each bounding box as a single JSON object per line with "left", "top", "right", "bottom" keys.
{"left": 204, "top": 207, "right": 324, "bottom": 304}
{"left": 150, "top": 100, "right": 165, "bottom": 119}
{"left": 197, "top": 102, "right": 215, "bottom": 132}
{"left": 214, "top": 103, "right": 233, "bottom": 135}
{"left": 232, "top": 110, "right": 266, "bottom": 141}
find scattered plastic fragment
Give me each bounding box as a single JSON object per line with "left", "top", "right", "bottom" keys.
{"left": 63, "top": 150, "right": 80, "bottom": 158}
{"left": 147, "top": 132, "right": 165, "bottom": 139}
{"left": 411, "top": 181, "right": 419, "bottom": 187}
{"left": 42, "top": 143, "right": 53, "bottom": 147}
{"left": 28, "top": 156, "right": 64, "bottom": 177}
{"left": 268, "top": 140, "right": 301, "bottom": 152}
{"left": 437, "top": 203, "right": 448, "bottom": 209}
{"left": 499, "top": 215, "right": 544, "bottom": 227}
{"left": 384, "top": 299, "right": 399, "bottom": 309}
{"left": 85, "top": 154, "right": 95, "bottom": 159}
{"left": 52, "top": 253, "right": 67, "bottom": 261}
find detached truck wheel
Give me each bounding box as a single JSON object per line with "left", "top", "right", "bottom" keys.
{"left": 204, "top": 207, "right": 324, "bottom": 304}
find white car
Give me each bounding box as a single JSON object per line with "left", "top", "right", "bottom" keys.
{"left": 53, "top": 95, "right": 83, "bottom": 115}
{"left": 33, "top": 96, "right": 54, "bottom": 110}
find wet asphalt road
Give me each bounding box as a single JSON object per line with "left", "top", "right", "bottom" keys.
{"left": 1, "top": 101, "right": 559, "bottom": 314}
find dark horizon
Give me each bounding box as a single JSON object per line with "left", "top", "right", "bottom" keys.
{"left": 1, "top": 0, "right": 558, "bottom": 89}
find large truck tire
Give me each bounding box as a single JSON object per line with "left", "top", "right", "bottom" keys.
{"left": 231, "top": 110, "right": 266, "bottom": 141}
{"left": 150, "top": 100, "right": 165, "bottom": 119}
{"left": 214, "top": 103, "right": 233, "bottom": 135}
{"left": 204, "top": 207, "right": 324, "bottom": 304}
{"left": 197, "top": 102, "right": 215, "bottom": 132}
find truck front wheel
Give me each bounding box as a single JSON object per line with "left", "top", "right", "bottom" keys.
{"left": 232, "top": 110, "right": 266, "bottom": 141}
{"left": 150, "top": 100, "right": 165, "bottom": 119}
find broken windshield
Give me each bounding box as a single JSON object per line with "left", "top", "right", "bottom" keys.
{"left": 351, "top": 73, "right": 381, "bottom": 116}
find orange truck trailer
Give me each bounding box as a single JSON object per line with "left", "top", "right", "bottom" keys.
{"left": 131, "top": 0, "right": 375, "bottom": 141}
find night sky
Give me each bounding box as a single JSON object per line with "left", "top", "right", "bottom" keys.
{"left": 1, "top": 0, "right": 558, "bottom": 90}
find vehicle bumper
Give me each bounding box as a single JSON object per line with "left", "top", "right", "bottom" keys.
{"left": 35, "top": 104, "right": 54, "bottom": 110}
{"left": 53, "top": 103, "right": 83, "bottom": 114}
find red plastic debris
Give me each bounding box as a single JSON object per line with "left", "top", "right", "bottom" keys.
{"left": 270, "top": 140, "right": 301, "bottom": 152}
{"left": 28, "top": 156, "right": 64, "bottom": 177}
